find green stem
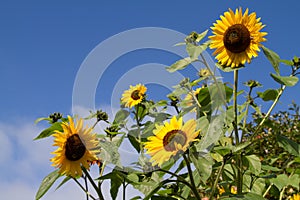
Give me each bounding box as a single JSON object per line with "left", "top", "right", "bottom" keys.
{"left": 73, "top": 178, "right": 97, "bottom": 200}
{"left": 84, "top": 175, "right": 89, "bottom": 200}
{"left": 134, "top": 104, "right": 144, "bottom": 154}
{"left": 82, "top": 167, "right": 105, "bottom": 200}
{"left": 210, "top": 157, "right": 226, "bottom": 200}
{"left": 241, "top": 87, "right": 253, "bottom": 141}
{"left": 183, "top": 153, "right": 201, "bottom": 200}
{"left": 263, "top": 183, "right": 273, "bottom": 198}
{"left": 251, "top": 85, "right": 286, "bottom": 139}
{"left": 233, "top": 70, "right": 243, "bottom": 195}
{"left": 279, "top": 186, "right": 286, "bottom": 200}
{"left": 122, "top": 182, "right": 127, "bottom": 200}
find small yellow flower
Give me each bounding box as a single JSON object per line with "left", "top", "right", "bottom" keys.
{"left": 144, "top": 116, "right": 200, "bottom": 166}
{"left": 50, "top": 116, "right": 99, "bottom": 178}
{"left": 290, "top": 193, "right": 300, "bottom": 200}
{"left": 121, "top": 84, "right": 147, "bottom": 108}
{"left": 218, "top": 186, "right": 225, "bottom": 195}
{"left": 199, "top": 68, "right": 211, "bottom": 78}
{"left": 209, "top": 8, "right": 267, "bottom": 68}
{"left": 231, "top": 186, "right": 237, "bottom": 194}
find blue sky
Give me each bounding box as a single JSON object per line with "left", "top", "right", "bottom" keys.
{"left": 0, "top": 1, "right": 299, "bottom": 199}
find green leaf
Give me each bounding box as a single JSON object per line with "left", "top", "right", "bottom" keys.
{"left": 276, "top": 134, "right": 300, "bottom": 157}
{"left": 34, "top": 117, "right": 51, "bottom": 124}
{"left": 99, "top": 140, "right": 122, "bottom": 167}
{"left": 34, "top": 122, "right": 62, "bottom": 140}
{"left": 190, "top": 152, "right": 213, "bottom": 183}
{"left": 257, "top": 89, "right": 279, "bottom": 101}
{"left": 270, "top": 73, "right": 299, "bottom": 86}
{"left": 262, "top": 46, "right": 280, "bottom": 74}
{"left": 166, "top": 57, "right": 192, "bottom": 73}
{"left": 110, "top": 173, "right": 123, "bottom": 200}
{"left": 270, "top": 174, "right": 289, "bottom": 190}
{"left": 233, "top": 141, "right": 251, "bottom": 153}
{"left": 196, "top": 113, "right": 225, "bottom": 151}
{"left": 245, "top": 155, "right": 261, "bottom": 176}
{"left": 128, "top": 129, "right": 141, "bottom": 153}
{"left": 186, "top": 41, "right": 210, "bottom": 60}
{"left": 289, "top": 174, "right": 300, "bottom": 190}
{"left": 222, "top": 192, "right": 266, "bottom": 200}
{"left": 36, "top": 170, "right": 60, "bottom": 200}
{"left": 113, "top": 109, "right": 130, "bottom": 124}
{"left": 280, "top": 59, "right": 294, "bottom": 66}
{"left": 216, "top": 63, "right": 244, "bottom": 72}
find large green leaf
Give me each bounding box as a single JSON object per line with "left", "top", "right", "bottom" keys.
{"left": 245, "top": 155, "right": 261, "bottom": 176}
{"left": 190, "top": 152, "right": 213, "bottom": 183}
{"left": 270, "top": 73, "right": 299, "bottom": 86}
{"left": 55, "top": 176, "right": 71, "bottom": 191}
{"left": 195, "top": 113, "right": 225, "bottom": 151}
{"left": 36, "top": 170, "right": 60, "bottom": 200}
{"left": 113, "top": 109, "right": 130, "bottom": 124}
{"left": 34, "top": 122, "right": 62, "bottom": 140}
{"left": 166, "top": 57, "right": 192, "bottom": 72}
{"left": 257, "top": 89, "right": 279, "bottom": 101}
{"left": 276, "top": 134, "right": 300, "bottom": 157}
{"left": 186, "top": 41, "right": 210, "bottom": 60}
{"left": 270, "top": 174, "right": 289, "bottom": 191}
{"left": 262, "top": 46, "right": 280, "bottom": 74}
{"left": 99, "top": 140, "right": 122, "bottom": 167}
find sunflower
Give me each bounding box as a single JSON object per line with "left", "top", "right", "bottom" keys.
{"left": 184, "top": 87, "right": 202, "bottom": 105}
{"left": 51, "top": 116, "right": 99, "bottom": 178}
{"left": 209, "top": 8, "right": 267, "bottom": 68}
{"left": 290, "top": 193, "right": 300, "bottom": 200}
{"left": 144, "top": 116, "right": 200, "bottom": 166}
{"left": 121, "top": 84, "right": 147, "bottom": 108}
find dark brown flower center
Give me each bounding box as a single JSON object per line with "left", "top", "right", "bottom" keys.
{"left": 223, "top": 24, "right": 251, "bottom": 53}
{"left": 65, "top": 134, "right": 86, "bottom": 161}
{"left": 163, "top": 130, "right": 187, "bottom": 152}
{"left": 131, "top": 90, "right": 141, "bottom": 100}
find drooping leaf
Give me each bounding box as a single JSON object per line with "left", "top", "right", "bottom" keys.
{"left": 276, "top": 134, "right": 300, "bottom": 157}
{"left": 257, "top": 89, "right": 279, "bottom": 101}
{"left": 270, "top": 73, "right": 299, "bottom": 86}
{"left": 166, "top": 57, "right": 192, "bottom": 73}
{"left": 262, "top": 46, "right": 280, "bottom": 74}
{"left": 34, "top": 122, "right": 62, "bottom": 140}
{"left": 36, "top": 170, "right": 60, "bottom": 200}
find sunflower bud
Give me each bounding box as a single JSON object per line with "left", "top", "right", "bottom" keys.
{"left": 96, "top": 110, "right": 108, "bottom": 122}
{"left": 49, "top": 112, "right": 62, "bottom": 123}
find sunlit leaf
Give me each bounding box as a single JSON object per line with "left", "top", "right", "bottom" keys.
{"left": 262, "top": 46, "right": 280, "bottom": 74}
{"left": 245, "top": 155, "right": 261, "bottom": 176}
{"left": 34, "top": 122, "right": 62, "bottom": 140}
{"left": 113, "top": 109, "right": 130, "bottom": 124}
{"left": 36, "top": 170, "right": 60, "bottom": 200}
{"left": 276, "top": 134, "right": 300, "bottom": 157}
{"left": 166, "top": 57, "right": 192, "bottom": 73}
{"left": 257, "top": 89, "right": 279, "bottom": 101}
{"left": 270, "top": 73, "right": 299, "bottom": 86}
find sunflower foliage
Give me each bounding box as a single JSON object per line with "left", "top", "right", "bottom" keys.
{"left": 34, "top": 7, "right": 300, "bottom": 200}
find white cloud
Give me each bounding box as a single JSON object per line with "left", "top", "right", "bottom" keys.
{"left": 0, "top": 116, "right": 143, "bottom": 200}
